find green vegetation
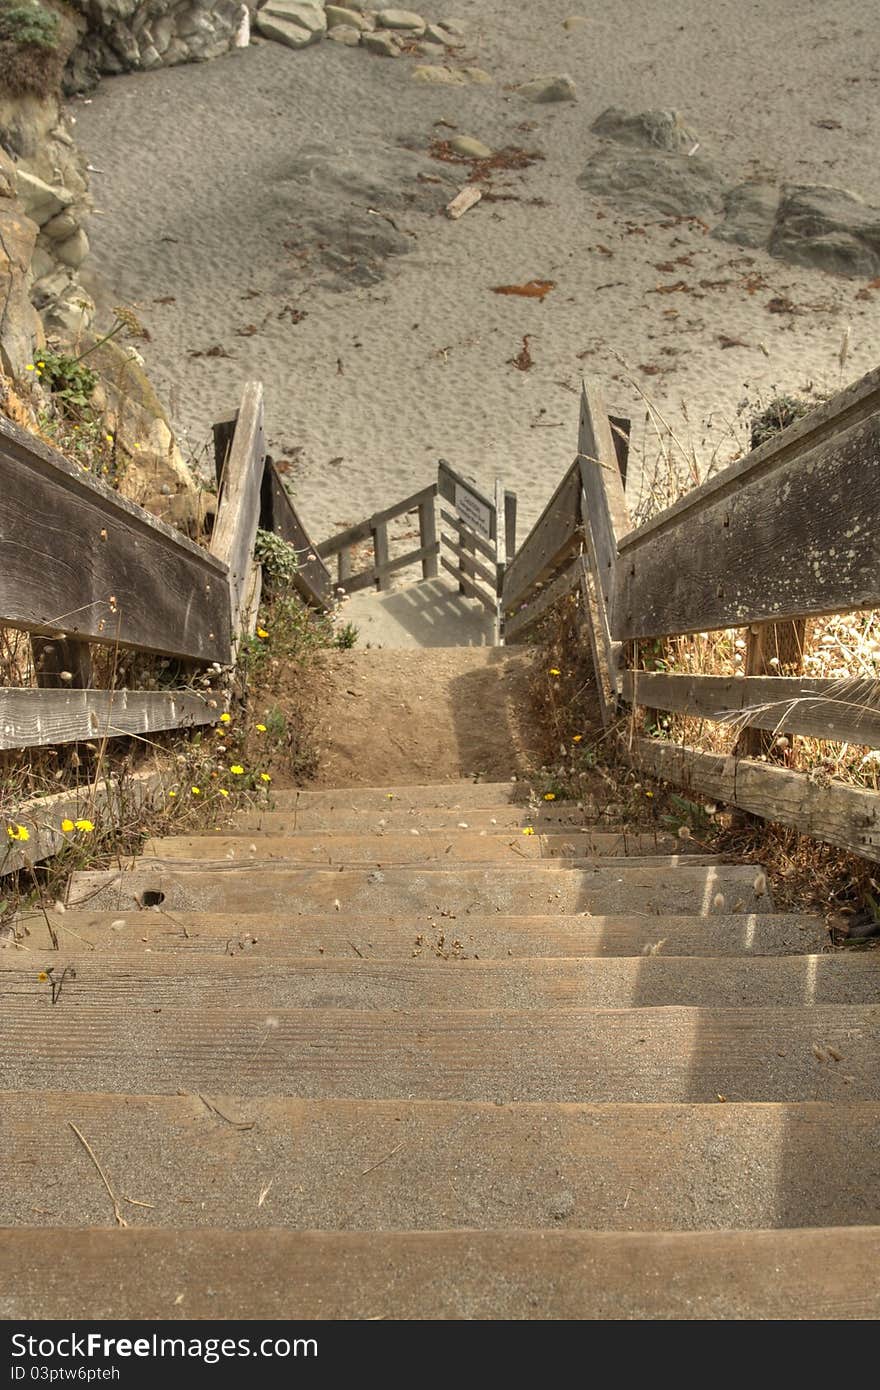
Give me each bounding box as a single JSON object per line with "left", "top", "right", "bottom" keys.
{"left": 0, "top": 1, "right": 62, "bottom": 96}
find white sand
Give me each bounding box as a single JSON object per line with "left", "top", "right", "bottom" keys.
{"left": 71, "top": 0, "right": 880, "bottom": 545}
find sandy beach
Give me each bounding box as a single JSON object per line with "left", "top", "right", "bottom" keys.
{"left": 71, "top": 0, "right": 880, "bottom": 545}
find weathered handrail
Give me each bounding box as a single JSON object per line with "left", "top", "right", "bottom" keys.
{"left": 502, "top": 366, "right": 880, "bottom": 861}
{"left": 318, "top": 484, "right": 439, "bottom": 593}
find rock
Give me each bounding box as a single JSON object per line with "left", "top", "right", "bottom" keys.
{"left": 53, "top": 229, "right": 90, "bottom": 269}
{"left": 41, "top": 210, "right": 80, "bottom": 243}
{"left": 562, "top": 14, "right": 587, "bottom": 29}
{"left": 422, "top": 24, "right": 448, "bottom": 44}
{"left": 712, "top": 181, "right": 779, "bottom": 249}
{"left": 769, "top": 184, "right": 880, "bottom": 277}
{"left": 462, "top": 67, "right": 492, "bottom": 84}
{"left": 29, "top": 245, "right": 56, "bottom": 281}
{"left": 325, "top": 5, "right": 369, "bottom": 29}
{"left": 592, "top": 107, "right": 697, "bottom": 152}
{"left": 41, "top": 285, "right": 95, "bottom": 340}
{"left": 13, "top": 170, "right": 73, "bottom": 227}
{"left": 516, "top": 74, "right": 577, "bottom": 103}
{"left": 362, "top": 29, "right": 402, "bottom": 55}
{"left": 0, "top": 193, "right": 41, "bottom": 378}
{"left": 577, "top": 146, "right": 724, "bottom": 219}
{"left": 256, "top": 0, "right": 326, "bottom": 48}
{"left": 411, "top": 64, "right": 466, "bottom": 84}
{"left": 438, "top": 17, "right": 465, "bottom": 34}
{"left": 327, "top": 24, "right": 362, "bottom": 45}
{"left": 376, "top": 8, "right": 425, "bottom": 32}
{"left": 450, "top": 136, "right": 493, "bottom": 159}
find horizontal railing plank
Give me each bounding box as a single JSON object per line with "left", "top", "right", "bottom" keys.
{"left": 440, "top": 555, "right": 498, "bottom": 613}
{"left": 622, "top": 671, "right": 880, "bottom": 747}
{"left": 439, "top": 510, "right": 497, "bottom": 562}
{"left": 0, "top": 417, "right": 230, "bottom": 663}
{"left": 502, "top": 459, "right": 582, "bottom": 613}
{"left": 318, "top": 486, "right": 439, "bottom": 561}
{"left": 628, "top": 736, "right": 880, "bottom": 861}
{"left": 505, "top": 556, "right": 581, "bottom": 643}
{"left": 614, "top": 411, "right": 880, "bottom": 640}
{"left": 440, "top": 534, "right": 498, "bottom": 591}
{"left": 0, "top": 688, "right": 215, "bottom": 751}
{"left": 343, "top": 543, "right": 441, "bottom": 596}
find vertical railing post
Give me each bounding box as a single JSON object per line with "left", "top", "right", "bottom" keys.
{"left": 419, "top": 492, "right": 439, "bottom": 579}
{"left": 373, "top": 519, "right": 390, "bottom": 591}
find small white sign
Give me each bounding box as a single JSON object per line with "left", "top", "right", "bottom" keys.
{"left": 454, "top": 483, "right": 493, "bottom": 541}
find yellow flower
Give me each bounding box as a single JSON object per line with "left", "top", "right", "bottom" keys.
{"left": 230, "top": 765, "right": 244, "bottom": 775}
{"left": 61, "top": 818, "right": 75, "bottom": 833}
{"left": 168, "top": 789, "right": 177, "bottom": 798}
{"left": 105, "top": 434, "right": 114, "bottom": 444}
{"left": 255, "top": 723, "right": 267, "bottom": 733}
{"left": 219, "top": 788, "right": 230, "bottom": 798}
{"left": 645, "top": 790, "right": 654, "bottom": 799}
{"left": 386, "top": 793, "right": 394, "bottom": 800}
{"left": 256, "top": 627, "right": 269, "bottom": 639}
{"left": 6, "top": 824, "right": 29, "bottom": 842}
{"left": 549, "top": 668, "right": 561, "bottom": 676}
{"left": 37, "top": 970, "right": 49, "bottom": 982}
{"left": 74, "top": 819, "right": 94, "bottom": 833}
{"left": 572, "top": 734, "right": 583, "bottom": 743}
{"left": 219, "top": 712, "right": 231, "bottom": 724}
{"left": 191, "top": 786, "right": 201, "bottom": 796}
{"left": 522, "top": 827, "right": 535, "bottom": 836}
{"left": 25, "top": 364, "right": 35, "bottom": 371}
{"left": 260, "top": 772, "right": 271, "bottom": 783}
{"left": 543, "top": 793, "right": 556, "bottom": 802}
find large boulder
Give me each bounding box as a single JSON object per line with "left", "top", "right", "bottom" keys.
{"left": 255, "top": 0, "right": 326, "bottom": 48}
{"left": 65, "top": 0, "right": 246, "bottom": 91}
{"left": 591, "top": 107, "right": 698, "bottom": 152}
{"left": 769, "top": 184, "right": 880, "bottom": 277}
{"left": 712, "top": 181, "right": 778, "bottom": 249}
{"left": 517, "top": 73, "right": 577, "bottom": 103}
{"left": 578, "top": 147, "right": 723, "bottom": 219}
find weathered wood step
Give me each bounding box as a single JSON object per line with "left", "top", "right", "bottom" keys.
{"left": 3, "top": 1004, "right": 877, "bottom": 1101}
{"left": 236, "top": 804, "right": 600, "bottom": 835}
{"left": 67, "top": 862, "right": 772, "bottom": 917}
{"left": 6, "top": 1094, "right": 879, "bottom": 1233}
{"left": 16, "top": 909, "right": 826, "bottom": 957}
{"left": 4, "top": 953, "right": 875, "bottom": 1011}
{"left": 3, "top": 1227, "right": 879, "bottom": 1319}
{"left": 142, "top": 829, "right": 687, "bottom": 864}
{"left": 269, "top": 782, "right": 530, "bottom": 811}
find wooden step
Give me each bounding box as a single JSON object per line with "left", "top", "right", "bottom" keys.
{"left": 15, "top": 910, "right": 827, "bottom": 958}
{"left": 6, "top": 1094, "right": 880, "bottom": 1233}
{"left": 236, "top": 804, "right": 602, "bottom": 834}
{"left": 269, "top": 782, "right": 531, "bottom": 811}
{"left": 3, "top": 1004, "right": 877, "bottom": 1101}
{"left": 142, "top": 829, "right": 687, "bottom": 865}
{"left": 67, "top": 861, "right": 773, "bottom": 917}
{"left": 4, "top": 953, "right": 875, "bottom": 1011}
{"left": 3, "top": 1227, "right": 879, "bottom": 1319}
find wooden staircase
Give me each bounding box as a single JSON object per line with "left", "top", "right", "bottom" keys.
{"left": 3, "top": 778, "right": 880, "bottom": 1320}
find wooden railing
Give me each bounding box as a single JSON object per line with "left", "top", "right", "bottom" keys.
{"left": 503, "top": 367, "right": 880, "bottom": 862}
{"left": 0, "top": 380, "right": 331, "bottom": 872}
{"left": 318, "top": 484, "right": 440, "bottom": 593}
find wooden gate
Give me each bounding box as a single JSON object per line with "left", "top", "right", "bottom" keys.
{"left": 437, "top": 460, "right": 516, "bottom": 639}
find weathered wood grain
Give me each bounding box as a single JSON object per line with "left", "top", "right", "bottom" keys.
{"left": 621, "top": 671, "right": 880, "bottom": 746}
{"left": 342, "top": 543, "right": 441, "bottom": 596}
{"left": 260, "top": 460, "right": 333, "bottom": 610}
{"left": 502, "top": 458, "right": 582, "bottom": 612}
{"left": 505, "top": 555, "right": 581, "bottom": 643}
{"left": 437, "top": 460, "right": 497, "bottom": 534}
{"left": 0, "top": 415, "right": 230, "bottom": 662}
{"left": 440, "top": 555, "right": 498, "bottom": 613}
{"left": 418, "top": 493, "right": 439, "bottom": 578}
{"left": 439, "top": 509, "right": 497, "bottom": 561}
{"left": 0, "top": 687, "right": 215, "bottom": 751}
{"left": 441, "top": 533, "right": 498, "bottom": 591}
{"left": 615, "top": 405, "right": 880, "bottom": 639}
{"left": 209, "top": 383, "right": 265, "bottom": 638}
{"left": 628, "top": 735, "right": 880, "bottom": 860}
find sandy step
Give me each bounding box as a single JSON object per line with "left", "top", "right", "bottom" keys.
{"left": 4, "top": 953, "right": 875, "bottom": 1011}
{"left": 142, "top": 830, "right": 688, "bottom": 865}
{"left": 6, "top": 1094, "right": 880, "bottom": 1234}
{"left": 13, "top": 910, "right": 827, "bottom": 958}
{"left": 2, "top": 1003, "right": 877, "bottom": 1102}
{"left": 67, "top": 861, "right": 771, "bottom": 917}
{"left": 269, "top": 782, "right": 530, "bottom": 812}
{"left": 236, "top": 805, "right": 603, "bottom": 834}
{"left": 3, "top": 1227, "right": 879, "bottom": 1319}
